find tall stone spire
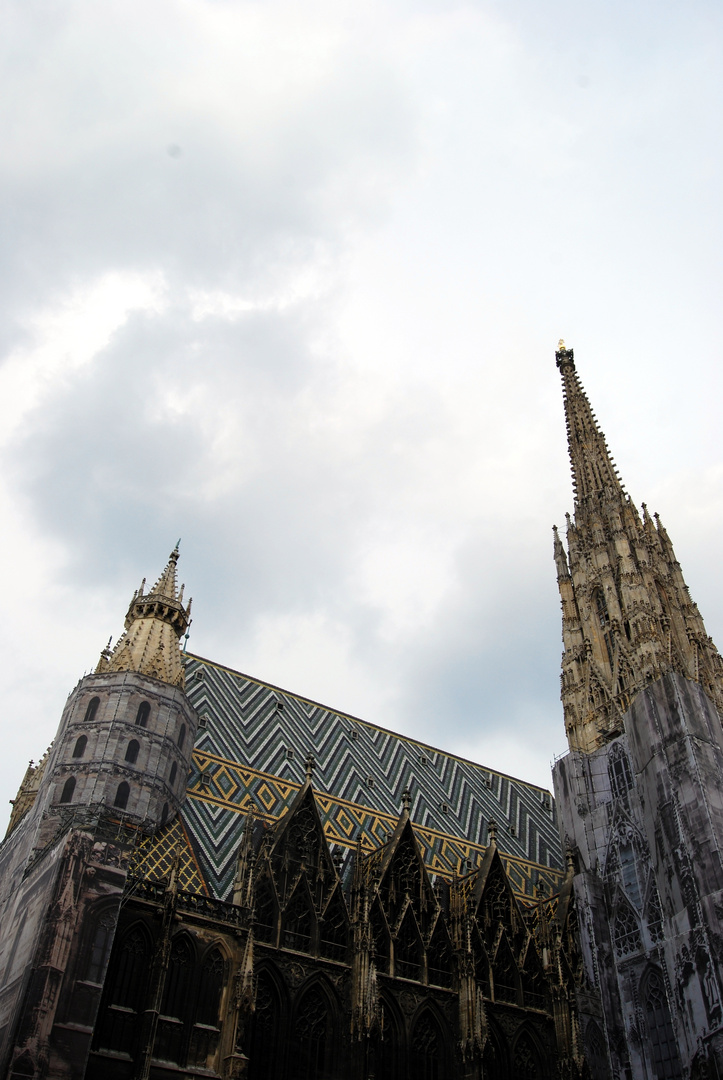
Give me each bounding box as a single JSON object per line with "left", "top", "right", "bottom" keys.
{"left": 96, "top": 545, "right": 192, "bottom": 688}
{"left": 556, "top": 341, "right": 625, "bottom": 509}
{"left": 553, "top": 344, "right": 723, "bottom": 752}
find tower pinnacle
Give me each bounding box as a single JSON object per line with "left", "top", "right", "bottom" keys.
{"left": 96, "top": 546, "right": 193, "bottom": 688}
{"left": 555, "top": 342, "right": 625, "bottom": 509}
{"left": 554, "top": 347, "right": 723, "bottom": 752}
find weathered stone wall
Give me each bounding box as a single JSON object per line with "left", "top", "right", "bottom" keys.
{"left": 554, "top": 671, "right": 723, "bottom": 1078}
{"left": 36, "top": 670, "right": 198, "bottom": 835}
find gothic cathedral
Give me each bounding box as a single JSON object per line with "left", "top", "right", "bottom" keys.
{"left": 0, "top": 346, "right": 721, "bottom": 1080}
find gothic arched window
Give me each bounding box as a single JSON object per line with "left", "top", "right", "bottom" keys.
{"left": 85, "top": 909, "right": 117, "bottom": 984}
{"left": 608, "top": 743, "right": 633, "bottom": 803}
{"left": 647, "top": 888, "right": 664, "bottom": 944}
{"left": 248, "top": 970, "right": 282, "bottom": 1080}
{"left": 195, "top": 948, "right": 225, "bottom": 1027}
{"left": 254, "top": 878, "right": 277, "bottom": 945}
{"left": 93, "top": 924, "right": 150, "bottom": 1054}
{"left": 155, "top": 935, "right": 194, "bottom": 1065}
{"left": 114, "top": 781, "right": 130, "bottom": 810}
{"left": 161, "top": 803, "right": 169, "bottom": 825}
{"left": 613, "top": 903, "right": 642, "bottom": 959}
{"left": 295, "top": 988, "right": 331, "bottom": 1080}
{"left": 60, "top": 776, "right": 76, "bottom": 804}
{"left": 377, "top": 999, "right": 400, "bottom": 1080}
{"left": 283, "top": 887, "right": 313, "bottom": 952}
{"left": 394, "top": 908, "right": 421, "bottom": 981}
{"left": 72, "top": 735, "right": 87, "bottom": 758}
{"left": 135, "top": 701, "right": 150, "bottom": 728}
{"left": 642, "top": 968, "right": 683, "bottom": 1079}
{"left": 169, "top": 761, "right": 177, "bottom": 786}
{"left": 512, "top": 1030, "right": 543, "bottom": 1079}
{"left": 584, "top": 1020, "right": 609, "bottom": 1080}
{"left": 125, "top": 740, "right": 140, "bottom": 765}
{"left": 410, "top": 1012, "right": 444, "bottom": 1080}
{"left": 178, "top": 725, "right": 186, "bottom": 751}
{"left": 84, "top": 697, "right": 100, "bottom": 724}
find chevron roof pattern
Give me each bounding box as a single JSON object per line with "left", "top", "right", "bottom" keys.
{"left": 179, "top": 653, "right": 564, "bottom": 903}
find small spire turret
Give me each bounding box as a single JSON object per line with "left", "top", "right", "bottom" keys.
{"left": 102, "top": 546, "right": 193, "bottom": 688}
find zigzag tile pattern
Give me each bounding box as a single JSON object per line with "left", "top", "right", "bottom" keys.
{"left": 180, "top": 653, "right": 564, "bottom": 902}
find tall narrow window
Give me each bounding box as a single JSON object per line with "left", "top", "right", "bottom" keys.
{"left": 295, "top": 989, "right": 330, "bottom": 1080}
{"left": 411, "top": 1013, "right": 443, "bottom": 1080}
{"left": 613, "top": 904, "right": 642, "bottom": 958}
{"left": 195, "top": 948, "right": 224, "bottom": 1027}
{"left": 84, "top": 697, "right": 100, "bottom": 724}
{"left": 114, "top": 781, "right": 130, "bottom": 810}
{"left": 161, "top": 803, "right": 169, "bottom": 825}
{"left": 125, "top": 740, "right": 140, "bottom": 765}
{"left": 60, "top": 776, "right": 76, "bottom": 804}
{"left": 85, "top": 910, "right": 117, "bottom": 983}
{"left": 248, "top": 972, "right": 281, "bottom": 1080}
{"left": 178, "top": 725, "right": 186, "bottom": 751}
{"left": 608, "top": 743, "right": 633, "bottom": 805}
{"left": 93, "top": 925, "right": 150, "bottom": 1055}
{"left": 169, "top": 762, "right": 178, "bottom": 786}
{"left": 643, "top": 969, "right": 683, "bottom": 1079}
{"left": 512, "top": 1031, "right": 543, "bottom": 1079}
{"left": 135, "top": 701, "right": 150, "bottom": 727}
{"left": 283, "top": 888, "right": 313, "bottom": 952}
{"left": 72, "top": 735, "right": 87, "bottom": 758}
{"left": 593, "top": 588, "right": 614, "bottom": 666}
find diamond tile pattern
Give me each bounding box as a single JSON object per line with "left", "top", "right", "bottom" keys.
{"left": 180, "top": 654, "right": 564, "bottom": 901}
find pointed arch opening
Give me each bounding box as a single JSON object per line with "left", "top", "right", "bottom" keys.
{"left": 410, "top": 1010, "right": 447, "bottom": 1080}
{"left": 583, "top": 1020, "right": 609, "bottom": 1080}
{"left": 60, "top": 775, "right": 76, "bottom": 804}
{"left": 283, "top": 884, "right": 314, "bottom": 953}
{"left": 155, "top": 933, "right": 194, "bottom": 1064}
{"left": 177, "top": 724, "right": 186, "bottom": 750}
{"left": 512, "top": 1028, "right": 545, "bottom": 1079}
{"left": 294, "top": 984, "right": 335, "bottom": 1080}
{"left": 608, "top": 743, "right": 633, "bottom": 805}
{"left": 482, "top": 1022, "right": 510, "bottom": 1080}
{"left": 187, "top": 946, "right": 225, "bottom": 1069}
{"left": 254, "top": 875, "right": 278, "bottom": 946}
{"left": 376, "top": 996, "right": 402, "bottom": 1080}
{"left": 319, "top": 886, "right": 349, "bottom": 962}
{"left": 125, "top": 739, "right": 140, "bottom": 765}
{"left": 426, "top": 918, "right": 454, "bottom": 988}
{"left": 113, "top": 781, "right": 130, "bottom": 810}
{"left": 93, "top": 922, "right": 151, "bottom": 1055}
{"left": 248, "top": 967, "right": 284, "bottom": 1080}
{"left": 169, "top": 761, "right": 177, "bottom": 786}
{"left": 394, "top": 907, "right": 422, "bottom": 981}
{"left": 84, "top": 696, "right": 100, "bottom": 723}
{"left": 521, "top": 941, "right": 547, "bottom": 1010}
{"left": 641, "top": 967, "right": 683, "bottom": 1079}
{"left": 613, "top": 901, "right": 642, "bottom": 959}
{"left": 72, "top": 734, "right": 87, "bottom": 758}
{"left": 135, "top": 701, "right": 150, "bottom": 727}
{"left": 492, "top": 933, "right": 520, "bottom": 1005}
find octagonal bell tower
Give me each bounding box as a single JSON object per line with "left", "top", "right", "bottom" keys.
{"left": 35, "top": 545, "right": 197, "bottom": 830}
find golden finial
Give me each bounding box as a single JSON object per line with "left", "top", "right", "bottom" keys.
{"left": 558, "top": 338, "right": 565, "bottom": 351}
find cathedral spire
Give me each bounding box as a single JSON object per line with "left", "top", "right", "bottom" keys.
{"left": 96, "top": 546, "right": 193, "bottom": 688}
{"left": 556, "top": 341, "right": 625, "bottom": 510}
{"left": 554, "top": 345, "right": 723, "bottom": 752}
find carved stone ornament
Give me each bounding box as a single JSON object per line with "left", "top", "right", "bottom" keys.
{"left": 399, "top": 990, "right": 417, "bottom": 1015}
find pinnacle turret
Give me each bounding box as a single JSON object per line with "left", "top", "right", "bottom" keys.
{"left": 96, "top": 546, "right": 193, "bottom": 688}
{"left": 554, "top": 344, "right": 723, "bottom": 752}
{"left": 555, "top": 341, "right": 625, "bottom": 510}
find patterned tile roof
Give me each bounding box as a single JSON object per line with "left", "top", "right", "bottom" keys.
{"left": 179, "top": 653, "right": 564, "bottom": 902}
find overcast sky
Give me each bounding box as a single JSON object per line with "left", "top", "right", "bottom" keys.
{"left": 1, "top": 0, "right": 722, "bottom": 827}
